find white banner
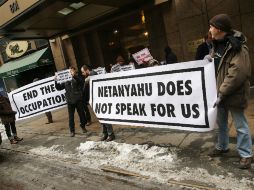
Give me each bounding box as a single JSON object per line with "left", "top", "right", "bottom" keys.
{"left": 8, "top": 77, "right": 67, "bottom": 120}
{"left": 90, "top": 60, "right": 217, "bottom": 132}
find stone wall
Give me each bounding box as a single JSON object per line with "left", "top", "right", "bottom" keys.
{"left": 162, "top": 0, "right": 254, "bottom": 83}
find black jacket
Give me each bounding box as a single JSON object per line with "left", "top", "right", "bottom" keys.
{"left": 83, "top": 70, "right": 98, "bottom": 103}
{"left": 55, "top": 75, "right": 84, "bottom": 104}
{"left": 195, "top": 42, "right": 210, "bottom": 60}
{"left": 165, "top": 46, "right": 177, "bottom": 64}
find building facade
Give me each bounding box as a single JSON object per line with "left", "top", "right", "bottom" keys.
{"left": 0, "top": 0, "right": 254, "bottom": 86}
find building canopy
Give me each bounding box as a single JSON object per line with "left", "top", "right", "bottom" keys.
{"left": 0, "top": 0, "right": 152, "bottom": 40}
{"left": 0, "top": 47, "right": 53, "bottom": 78}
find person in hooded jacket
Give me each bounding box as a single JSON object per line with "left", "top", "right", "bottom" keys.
{"left": 206, "top": 14, "right": 252, "bottom": 169}
{"left": 0, "top": 93, "right": 23, "bottom": 144}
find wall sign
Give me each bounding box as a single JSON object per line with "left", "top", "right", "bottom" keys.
{"left": 6, "top": 41, "right": 29, "bottom": 58}
{"left": 0, "top": 0, "right": 40, "bottom": 28}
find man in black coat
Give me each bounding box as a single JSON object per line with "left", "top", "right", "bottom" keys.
{"left": 81, "top": 65, "right": 115, "bottom": 141}
{"left": 55, "top": 66, "right": 87, "bottom": 137}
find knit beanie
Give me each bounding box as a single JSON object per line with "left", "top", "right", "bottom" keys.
{"left": 209, "top": 14, "right": 232, "bottom": 32}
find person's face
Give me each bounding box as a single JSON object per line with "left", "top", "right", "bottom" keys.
{"left": 81, "top": 68, "right": 89, "bottom": 77}
{"left": 70, "top": 69, "right": 76, "bottom": 76}
{"left": 209, "top": 25, "right": 221, "bottom": 40}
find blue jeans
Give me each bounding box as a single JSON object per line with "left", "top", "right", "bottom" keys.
{"left": 216, "top": 107, "right": 252, "bottom": 158}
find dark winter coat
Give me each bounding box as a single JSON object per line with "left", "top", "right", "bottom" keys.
{"left": 211, "top": 30, "right": 251, "bottom": 109}
{"left": 0, "top": 95, "right": 16, "bottom": 124}
{"left": 83, "top": 70, "right": 98, "bottom": 103}
{"left": 165, "top": 47, "right": 177, "bottom": 64}
{"left": 195, "top": 42, "right": 210, "bottom": 60}
{"left": 55, "top": 75, "right": 84, "bottom": 104}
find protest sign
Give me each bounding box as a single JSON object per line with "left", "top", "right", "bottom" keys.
{"left": 132, "top": 48, "right": 153, "bottom": 65}
{"left": 90, "top": 60, "right": 217, "bottom": 132}
{"left": 8, "top": 77, "right": 67, "bottom": 120}
{"left": 111, "top": 64, "right": 135, "bottom": 73}
{"left": 55, "top": 69, "right": 72, "bottom": 84}
{"left": 120, "top": 64, "right": 135, "bottom": 71}
{"left": 93, "top": 67, "right": 106, "bottom": 75}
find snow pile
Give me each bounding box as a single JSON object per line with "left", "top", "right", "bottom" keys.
{"left": 29, "top": 145, "right": 74, "bottom": 159}
{"left": 77, "top": 141, "right": 176, "bottom": 175}
{"left": 28, "top": 141, "right": 254, "bottom": 190}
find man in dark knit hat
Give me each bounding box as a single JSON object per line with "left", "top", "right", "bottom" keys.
{"left": 207, "top": 13, "right": 253, "bottom": 169}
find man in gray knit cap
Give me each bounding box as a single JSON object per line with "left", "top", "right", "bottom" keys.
{"left": 207, "top": 14, "right": 253, "bottom": 169}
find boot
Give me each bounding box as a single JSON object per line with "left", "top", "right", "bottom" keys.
{"left": 208, "top": 148, "right": 229, "bottom": 157}
{"left": 14, "top": 136, "right": 23, "bottom": 141}
{"left": 10, "top": 139, "right": 18, "bottom": 144}
{"left": 239, "top": 157, "right": 253, "bottom": 169}
{"left": 106, "top": 133, "right": 115, "bottom": 141}
{"left": 100, "top": 134, "right": 108, "bottom": 141}
{"left": 86, "top": 121, "right": 91, "bottom": 126}
{"left": 81, "top": 127, "right": 87, "bottom": 133}
{"left": 70, "top": 132, "right": 75, "bottom": 137}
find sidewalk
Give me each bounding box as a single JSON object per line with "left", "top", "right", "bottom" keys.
{"left": 1, "top": 97, "right": 254, "bottom": 190}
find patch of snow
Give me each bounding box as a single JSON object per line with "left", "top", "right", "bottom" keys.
{"left": 168, "top": 167, "right": 254, "bottom": 190}
{"left": 0, "top": 124, "right": 8, "bottom": 140}
{"left": 28, "top": 141, "right": 254, "bottom": 190}
{"left": 77, "top": 141, "right": 176, "bottom": 172}
{"left": 29, "top": 145, "right": 73, "bottom": 159}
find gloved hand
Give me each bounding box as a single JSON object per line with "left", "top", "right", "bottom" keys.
{"left": 204, "top": 54, "right": 213, "bottom": 62}
{"left": 213, "top": 94, "right": 223, "bottom": 108}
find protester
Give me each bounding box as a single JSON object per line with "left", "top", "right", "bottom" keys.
{"left": 164, "top": 45, "right": 178, "bottom": 64}
{"left": 207, "top": 14, "right": 253, "bottom": 169}
{"left": 195, "top": 32, "right": 212, "bottom": 60}
{"left": 55, "top": 66, "right": 87, "bottom": 137}
{"left": 0, "top": 93, "right": 23, "bottom": 144}
{"left": 82, "top": 66, "right": 92, "bottom": 126}
{"left": 33, "top": 78, "right": 54, "bottom": 124}
{"left": 115, "top": 55, "right": 125, "bottom": 66}
{"left": 81, "top": 65, "right": 115, "bottom": 141}
{"left": 110, "top": 55, "right": 126, "bottom": 73}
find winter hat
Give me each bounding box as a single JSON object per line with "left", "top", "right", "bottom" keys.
{"left": 209, "top": 14, "right": 232, "bottom": 32}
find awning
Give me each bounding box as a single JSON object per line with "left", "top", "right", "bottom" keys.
{"left": 0, "top": 47, "right": 53, "bottom": 78}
